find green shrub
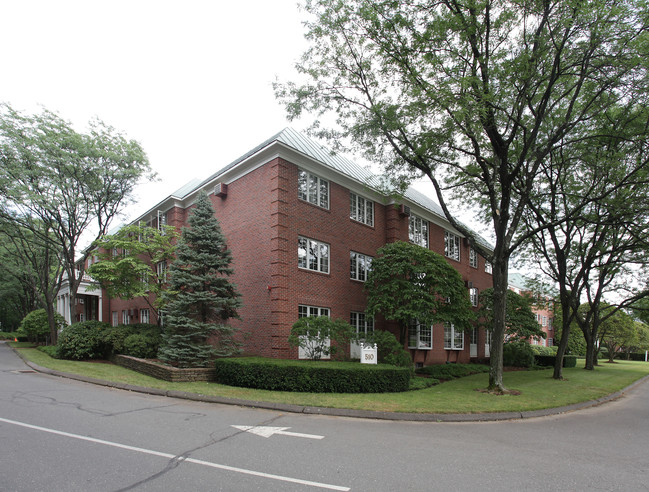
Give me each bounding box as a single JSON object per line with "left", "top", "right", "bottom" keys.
{"left": 626, "top": 352, "right": 649, "bottom": 361}
{"left": 563, "top": 355, "right": 577, "bottom": 367}
{"left": 101, "top": 325, "right": 136, "bottom": 354}
{"left": 57, "top": 321, "right": 111, "bottom": 360}
{"left": 123, "top": 334, "right": 158, "bottom": 358}
{"left": 214, "top": 357, "right": 411, "bottom": 393}
{"left": 100, "top": 323, "right": 162, "bottom": 357}
{"left": 17, "top": 309, "right": 66, "bottom": 343}
{"left": 503, "top": 341, "right": 535, "bottom": 367}
{"left": 409, "top": 377, "right": 440, "bottom": 390}
{"left": 530, "top": 345, "right": 558, "bottom": 356}
{"left": 363, "top": 330, "right": 412, "bottom": 368}
{"left": 0, "top": 331, "right": 19, "bottom": 340}
{"left": 37, "top": 345, "right": 59, "bottom": 358}
{"left": 415, "top": 363, "right": 489, "bottom": 379}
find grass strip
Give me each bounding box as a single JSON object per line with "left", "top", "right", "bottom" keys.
{"left": 16, "top": 347, "right": 649, "bottom": 414}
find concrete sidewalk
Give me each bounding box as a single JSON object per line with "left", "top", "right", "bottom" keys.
{"left": 6, "top": 341, "right": 649, "bottom": 422}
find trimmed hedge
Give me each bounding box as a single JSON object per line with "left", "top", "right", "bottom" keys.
{"left": 415, "top": 363, "right": 489, "bottom": 379}
{"left": 503, "top": 341, "right": 535, "bottom": 367}
{"left": 214, "top": 357, "right": 411, "bottom": 393}
{"left": 535, "top": 354, "right": 578, "bottom": 367}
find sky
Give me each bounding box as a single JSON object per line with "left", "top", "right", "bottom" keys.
{"left": 1, "top": 1, "right": 312, "bottom": 216}
{"left": 0, "top": 0, "right": 475, "bottom": 244}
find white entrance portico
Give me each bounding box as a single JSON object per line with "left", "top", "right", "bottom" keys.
{"left": 56, "top": 271, "right": 102, "bottom": 325}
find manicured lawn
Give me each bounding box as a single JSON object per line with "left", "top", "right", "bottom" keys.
{"left": 15, "top": 347, "right": 649, "bottom": 414}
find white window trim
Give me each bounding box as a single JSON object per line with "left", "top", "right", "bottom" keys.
{"left": 408, "top": 320, "right": 432, "bottom": 350}
{"left": 409, "top": 213, "right": 428, "bottom": 248}
{"left": 350, "top": 251, "right": 372, "bottom": 282}
{"left": 469, "top": 248, "right": 478, "bottom": 268}
{"left": 445, "top": 231, "right": 461, "bottom": 261}
{"left": 350, "top": 311, "right": 374, "bottom": 338}
{"left": 470, "top": 287, "right": 479, "bottom": 307}
{"left": 297, "top": 305, "right": 331, "bottom": 359}
{"left": 350, "top": 193, "right": 374, "bottom": 227}
{"left": 298, "top": 236, "right": 330, "bottom": 274}
{"left": 444, "top": 323, "right": 464, "bottom": 350}
{"left": 298, "top": 169, "right": 329, "bottom": 209}
{"left": 140, "top": 308, "right": 150, "bottom": 324}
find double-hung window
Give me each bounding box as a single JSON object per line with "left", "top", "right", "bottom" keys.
{"left": 297, "top": 305, "right": 331, "bottom": 359}
{"left": 298, "top": 236, "right": 330, "bottom": 273}
{"left": 409, "top": 213, "right": 428, "bottom": 248}
{"left": 444, "top": 231, "right": 461, "bottom": 261}
{"left": 444, "top": 323, "right": 464, "bottom": 350}
{"left": 350, "top": 193, "right": 374, "bottom": 226}
{"left": 350, "top": 312, "right": 374, "bottom": 338}
{"left": 485, "top": 261, "right": 493, "bottom": 274}
{"left": 469, "top": 287, "right": 479, "bottom": 307}
{"left": 140, "top": 308, "right": 150, "bottom": 324}
{"left": 112, "top": 311, "right": 118, "bottom": 327}
{"left": 156, "top": 261, "right": 167, "bottom": 283}
{"left": 298, "top": 169, "right": 329, "bottom": 209}
{"left": 469, "top": 247, "right": 478, "bottom": 268}
{"left": 122, "top": 310, "right": 129, "bottom": 325}
{"left": 408, "top": 320, "right": 432, "bottom": 349}
{"left": 350, "top": 252, "right": 372, "bottom": 281}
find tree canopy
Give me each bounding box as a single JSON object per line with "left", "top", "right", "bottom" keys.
{"left": 477, "top": 288, "right": 545, "bottom": 343}
{"left": 365, "top": 241, "right": 473, "bottom": 344}
{"left": 0, "top": 104, "right": 152, "bottom": 342}
{"left": 88, "top": 223, "right": 179, "bottom": 320}
{"left": 276, "top": 0, "right": 649, "bottom": 390}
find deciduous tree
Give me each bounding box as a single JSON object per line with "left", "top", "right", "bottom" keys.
{"left": 365, "top": 241, "right": 473, "bottom": 345}
{"left": 276, "top": 0, "right": 649, "bottom": 390}
{"left": 476, "top": 288, "right": 544, "bottom": 343}
{"left": 88, "top": 223, "right": 179, "bottom": 322}
{"left": 0, "top": 104, "right": 152, "bottom": 342}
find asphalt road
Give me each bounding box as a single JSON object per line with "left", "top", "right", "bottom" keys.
{"left": 1, "top": 342, "right": 648, "bottom": 491}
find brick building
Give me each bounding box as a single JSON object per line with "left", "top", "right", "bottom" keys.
{"left": 508, "top": 273, "right": 555, "bottom": 346}
{"left": 58, "top": 128, "right": 495, "bottom": 366}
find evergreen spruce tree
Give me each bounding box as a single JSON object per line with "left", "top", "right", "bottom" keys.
{"left": 157, "top": 191, "right": 241, "bottom": 367}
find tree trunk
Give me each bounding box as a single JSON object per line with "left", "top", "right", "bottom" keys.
{"left": 584, "top": 335, "right": 596, "bottom": 370}
{"left": 488, "top": 258, "right": 508, "bottom": 391}
{"left": 553, "top": 298, "right": 573, "bottom": 379}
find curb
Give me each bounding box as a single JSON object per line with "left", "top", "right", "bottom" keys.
{"left": 11, "top": 346, "right": 649, "bottom": 422}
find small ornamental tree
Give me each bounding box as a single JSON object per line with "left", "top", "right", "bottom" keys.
{"left": 288, "top": 317, "right": 355, "bottom": 360}
{"left": 477, "top": 288, "right": 546, "bottom": 343}
{"left": 365, "top": 241, "right": 473, "bottom": 345}
{"left": 88, "top": 223, "right": 179, "bottom": 321}
{"left": 157, "top": 191, "right": 241, "bottom": 368}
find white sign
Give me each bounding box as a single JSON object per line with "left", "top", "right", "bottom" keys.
{"left": 231, "top": 426, "right": 324, "bottom": 440}
{"left": 360, "top": 342, "right": 377, "bottom": 364}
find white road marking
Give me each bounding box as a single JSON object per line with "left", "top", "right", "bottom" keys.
{"left": 232, "top": 425, "right": 325, "bottom": 439}
{"left": 0, "top": 416, "right": 350, "bottom": 491}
